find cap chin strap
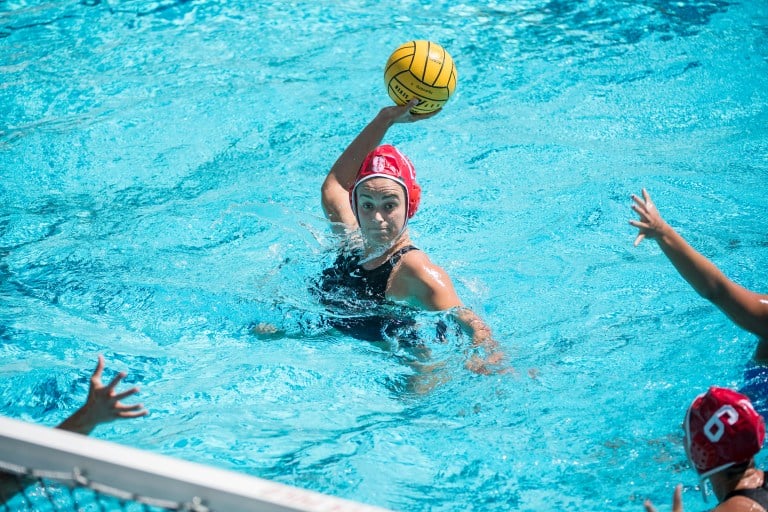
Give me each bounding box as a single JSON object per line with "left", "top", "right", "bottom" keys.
{"left": 696, "top": 465, "right": 730, "bottom": 503}
{"left": 699, "top": 477, "right": 712, "bottom": 503}
{"left": 698, "top": 463, "right": 737, "bottom": 483}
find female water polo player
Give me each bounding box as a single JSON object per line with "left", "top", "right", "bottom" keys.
{"left": 645, "top": 387, "right": 767, "bottom": 512}
{"left": 318, "top": 99, "right": 503, "bottom": 373}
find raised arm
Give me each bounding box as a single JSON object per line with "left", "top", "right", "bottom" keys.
{"left": 630, "top": 189, "right": 768, "bottom": 343}
{"left": 57, "top": 355, "right": 148, "bottom": 435}
{"left": 321, "top": 100, "right": 434, "bottom": 233}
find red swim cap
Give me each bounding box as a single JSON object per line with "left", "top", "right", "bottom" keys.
{"left": 350, "top": 145, "right": 421, "bottom": 220}
{"left": 684, "top": 387, "right": 765, "bottom": 480}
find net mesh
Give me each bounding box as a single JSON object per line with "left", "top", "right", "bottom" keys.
{"left": 0, "top": 461, "right": 194, "bottom": 511}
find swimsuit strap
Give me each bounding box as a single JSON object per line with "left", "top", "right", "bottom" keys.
{"left": 724, "top": 474, "right": 768, "bottom": 509}
{"left": 389, "top": 245, "right": 419, "bottom": 267}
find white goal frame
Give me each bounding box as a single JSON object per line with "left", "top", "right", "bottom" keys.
{"left": 0, "top": 415, "right": 390, "bottom": 512}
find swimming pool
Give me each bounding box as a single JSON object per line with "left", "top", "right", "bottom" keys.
{"left": 1, "top": 0, "right": 767, "bottom": 510}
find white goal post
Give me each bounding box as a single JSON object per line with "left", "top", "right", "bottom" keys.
{"left": 0, "top": 415, "right": 391, "bottom": 512}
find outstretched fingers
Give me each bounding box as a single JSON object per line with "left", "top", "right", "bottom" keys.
{"left": 631, "top": 198, "right": 650, "bottom": 219}
{"left": 672, "top": 484, "right": 683, "bottom": 512}
{"left": 105, "top": 371, "right": 127, "bottom": 392}
{"left": 91, "top": 354, "right": 105, "bottom": 383}
{"left": 630, "top": 202, "right": 650, "bottom": 246}
{"left": 114, "top": 402, "right": 148, "bottom": 418}
{"left": 393, "top": 98, "right": 441, "bottom": 123}
{"left": 644, "top": 484, "right": 683, "bottom": 512}
{"left": 632, "top": 188, "right": 655, "bottom": 209}
{"left": 641, "top": 187, "right": 653, "bottom": 206}
{"left": 77, "top": 356, "right": 149, "bottom": 430}
{"left": 112, "top": 386, "right": 140, "bottom": 401}
{"left": 631, "top": 202, "right": 647, "bottom": 217}
{"left": 630, "top": 188, "right": 658, "bottom": 246}
{"left": 105, "top": 373, "right": 147, "bottom": 419}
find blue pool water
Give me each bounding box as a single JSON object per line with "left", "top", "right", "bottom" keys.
{"left": 2, "top": 0, "right": 767, "bottom": 510}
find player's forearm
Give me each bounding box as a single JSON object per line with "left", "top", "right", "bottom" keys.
{"left": 655, "top": 227, "right": 730, "bottom": 302}
{"left": 328, "top": 110, "right": 395, "bottom": 189}
{"left": 56, "top": 406, "right": 97, "bottom": 435}
{"left": 454, "top": 308, "right": 496, "bottom": 350}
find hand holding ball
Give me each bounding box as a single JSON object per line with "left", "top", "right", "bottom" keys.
{"left": 384, "top": 40, "right": 457, "bottom": 114}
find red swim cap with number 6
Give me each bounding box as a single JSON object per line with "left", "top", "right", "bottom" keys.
{"left": 684, "top": 387, "right": 765, "bottom": 480}
{"left": 350, "top": 145, "right": 421, "bottom": 219}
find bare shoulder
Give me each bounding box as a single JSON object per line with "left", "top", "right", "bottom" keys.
{"left": 388, "top": 249, "right": 461, "bottom": 310}
{"left": 726, "top": 287, "right": 768, "bottom": 339}
{"left": 394, "top": 249, "right": 449, "bottom": 281}
{"left": 730, "top": 286, "right": 768, "bottom": 311}
{"left": 715, "top": 496, "right": 767, "bottom": 512}
{"left": 754, "top": 291, "right": 768, "bottom": 313}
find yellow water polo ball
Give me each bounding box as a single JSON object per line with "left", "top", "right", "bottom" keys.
{"left": 384, "top": 40, "right": 457, "bottom": 114}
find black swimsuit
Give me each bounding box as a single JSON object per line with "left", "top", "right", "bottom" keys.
{"left": 317, "top": 245, "right": 420, "bottom": 341}
{"left": 725, "top": 474, "right": 768, "bottom": 509}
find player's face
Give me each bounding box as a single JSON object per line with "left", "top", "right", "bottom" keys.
{"left": 355, "top": 178, "right": 407, "bottom": 247}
